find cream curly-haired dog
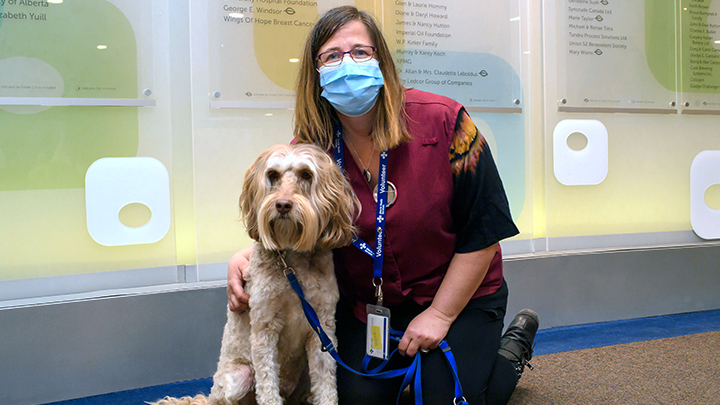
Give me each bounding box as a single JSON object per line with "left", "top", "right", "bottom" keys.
{"left": 152, "top": 143, "right": 358, "bottom": 405}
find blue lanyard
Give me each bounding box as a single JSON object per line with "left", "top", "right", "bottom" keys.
{"left": 333, "top": 125, "right": 387, "bottom": 300}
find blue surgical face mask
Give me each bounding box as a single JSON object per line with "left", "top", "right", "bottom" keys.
{"left": 318, "top": 57, "right": 384, "bottom": 117}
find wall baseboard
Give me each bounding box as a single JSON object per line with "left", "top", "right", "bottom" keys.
{"left": 503, "top": 244, "right": 720, "bottom": 328}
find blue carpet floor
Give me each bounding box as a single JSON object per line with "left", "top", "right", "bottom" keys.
{"left": 534, "top": 308, "right": 720, "bottom": 356}
{"left": 44, "top": 308, "right": 720, "bottom": 405}
{"left": 44, "top": 379, "right": 213, "bottom": 405}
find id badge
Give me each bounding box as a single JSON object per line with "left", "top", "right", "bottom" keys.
{"left": 366, "top": 304, "right": 391, "bottom": 359}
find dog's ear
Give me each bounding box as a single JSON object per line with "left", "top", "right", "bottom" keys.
{"left": 315, "top": 152, "right": 360, "bottom": 250}
{"left": 240, "top": 148, "right": 273, "bottom": 241}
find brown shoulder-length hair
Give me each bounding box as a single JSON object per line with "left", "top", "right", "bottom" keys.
{"left": 293, "top": 6, "right": 411, "bottom": 151}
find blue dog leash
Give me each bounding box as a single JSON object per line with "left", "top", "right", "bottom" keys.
{"left": 278, "top": 252, "right": 468, "bottom": 405}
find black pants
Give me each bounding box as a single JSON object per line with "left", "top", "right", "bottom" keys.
{"left": 335, "top": 280, "right": 518, "bottom": 405}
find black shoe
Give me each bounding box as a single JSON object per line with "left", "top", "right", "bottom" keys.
{"left": 498, "top": 309, "right": 539, "bottom": 380}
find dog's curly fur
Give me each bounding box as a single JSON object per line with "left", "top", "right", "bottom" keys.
{"left": 150, "top": 144, "right": 358, "bottom": 405}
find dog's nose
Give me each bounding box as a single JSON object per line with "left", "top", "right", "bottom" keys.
{"left": 275, "top": 199, "right": 293, "bottom": 214}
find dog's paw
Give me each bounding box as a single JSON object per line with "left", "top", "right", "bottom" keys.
{"left": 211, "top": 365, "right": 254, "bottom": 404}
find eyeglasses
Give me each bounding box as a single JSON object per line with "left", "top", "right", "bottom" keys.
{"left": 316, "top": 45, "right": 377, "bottom": 68}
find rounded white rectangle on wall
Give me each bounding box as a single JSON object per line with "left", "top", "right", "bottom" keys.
{"left": 85, "top": 157, "right": 171, "bottom": 246}
{"left": 553, "top": 119, "right": 609, "bottom": 186}
{"left": 691, "top": 151, "right": 720, "bottom": 240}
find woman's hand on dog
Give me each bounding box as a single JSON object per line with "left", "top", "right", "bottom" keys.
{"left": 397, "top": 305, "right": 453, "bottom": 357}
{"left": 228, "top": 246, "right": 253, "bottom": 313}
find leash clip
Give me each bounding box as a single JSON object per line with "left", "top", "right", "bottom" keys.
{"left": 277, "top": 250, "right": 295, "bottom": 276}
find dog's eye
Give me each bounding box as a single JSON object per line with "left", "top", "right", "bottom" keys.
{"left": 300, "top": 171, "right": 313, "bottom": 181}
{"left": 267, "top": 171, "right": 280, "bottom": 183}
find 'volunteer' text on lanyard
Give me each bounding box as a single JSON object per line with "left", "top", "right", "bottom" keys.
{"left": 333, "top": 124, "right": 388, "bottom": 305}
